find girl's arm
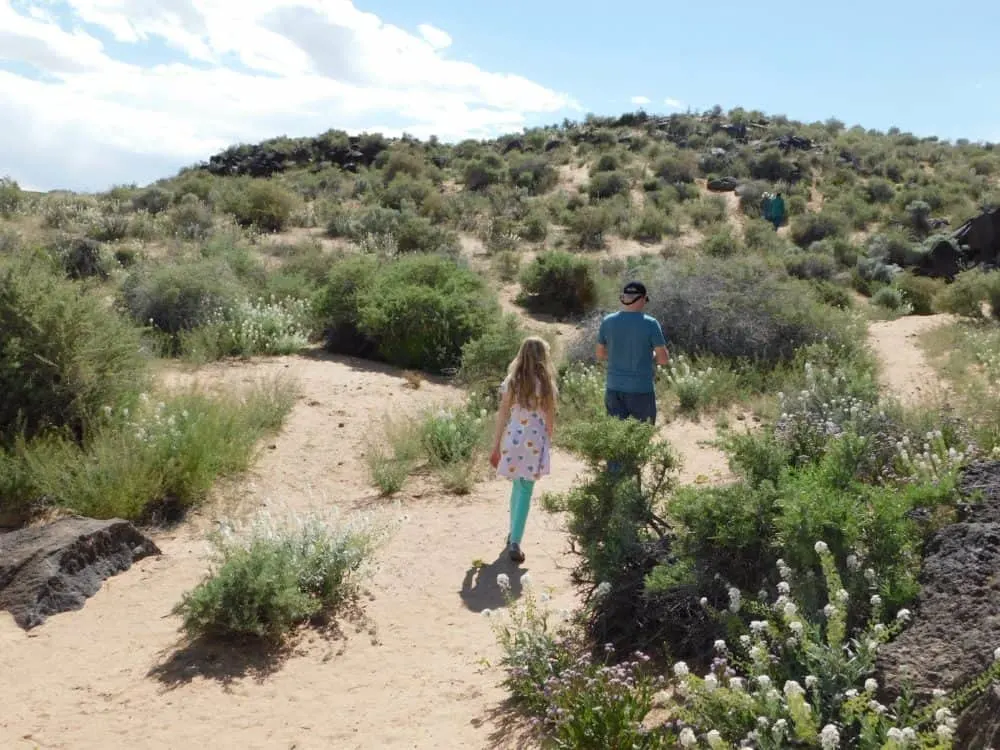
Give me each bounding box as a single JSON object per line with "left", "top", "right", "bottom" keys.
{"left": 492, "top": 387, "right": 513, "bottom": 451}
{"left": 544, "top": 403, "right": 556, "bottom": 438}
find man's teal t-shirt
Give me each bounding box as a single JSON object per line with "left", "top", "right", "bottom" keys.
{"left": 597, "top": 311, "right": 668, "bottom": 393}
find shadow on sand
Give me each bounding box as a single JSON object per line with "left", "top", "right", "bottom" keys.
{"left": 459, "top": 548, "right": 528, "bottom": 613}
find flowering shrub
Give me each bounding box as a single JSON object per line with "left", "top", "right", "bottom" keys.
{"left": 184, "top": 296, "right": 312, "bottom": 360}
{"left": 174, "top": 507, "right": 390, "bottom": 641}
{"left": 420, "top": 405, "right": 488, "bottom": 466}
{"left": 489, "top": 575, "right": 674, "bottom": 749}
{"left": 556, "top": 362, "right": 606, "bottom": 434}
{"left": 662, "top": 356, "right": 720, "bottom": 414}
{"left": 663, "top": 544, "right": 985, "bottom": 749}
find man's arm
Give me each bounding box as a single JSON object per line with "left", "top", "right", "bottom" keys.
{"left": 596, "top": 318, "right": 608, "bottom": 361}
{"left": 596, "top": 343, "right": 608, "bottom": 361}
{"left": 651, "top": 319, "right": 669, "bottom": 366}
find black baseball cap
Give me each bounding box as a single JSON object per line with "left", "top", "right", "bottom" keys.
{"left": 621, "top": 281, "right": 647, "bottom": 300}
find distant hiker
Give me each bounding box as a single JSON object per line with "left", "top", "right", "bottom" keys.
{"left": 771, "top": 192, "right": 786, "bottom": 230}
{"left": 762, "top": 192, "right": 775, "bottom": 224}
{"left": 595, "top": 281, "right": 670, "bottom": 425}
{"left": 489, "top": 336, "right": 558, "bottom": 564}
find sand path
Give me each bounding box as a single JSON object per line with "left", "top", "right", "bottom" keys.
{"left": 867, "top": 314, "right": 955, "bottom": 408}
{"left": 0, "top": 347, "right": 731, "bottom": 750}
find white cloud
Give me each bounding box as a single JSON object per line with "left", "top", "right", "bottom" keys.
{"left": 0, "top": 0, "right": 579, "bottom": 191}
{"left": 664, "top": 97, "right": 685, "bottom": 110}
{"left": 630, "top": 95, "right": 650, "bottom": 106}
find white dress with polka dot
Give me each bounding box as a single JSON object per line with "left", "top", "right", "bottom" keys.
{"left": 496, "top": 378, "right": 551, "bottom": 482}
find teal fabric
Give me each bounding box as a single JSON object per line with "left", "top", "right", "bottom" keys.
{"left": 509, "top": 478, "right": 534, "bottom": 544}
{"left": 597, "top": 311, "right": 668, "bottom": 393}
{"left": 772, "top": 195, "right": 786, "bottom": 223}
{"left": 762, "top": 194, "right": 774, "bottom": 221}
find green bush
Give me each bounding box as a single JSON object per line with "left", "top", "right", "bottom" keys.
{"left": 785, "top": 251, "right": 836, "bottom": 280}
{"left": 0, "top": 176, "right": 23, "bottom": 216}
{"left": 315, "top": 254, "right": 496, "bottom": 373}
{"left": 394, "top": 214, "right": 459, "bottom": 256}
{"left": 458, "top": 314, "right": 528, "bottom": 393}
{"left": 866, "top": 178, "right": 896, "bottom": 203}
{"left": 174, "top": 508, "right": 384, "bottom": 642}
{"left": 587, "top": 171, "right": 630, "bottom": 200}
{"left": 519, "top": 250, "right": 599, "bottom": 317}
{"left": 0, "top": 254, "right": 149, "bottom": 447}
{"left": 464, "top": 155, "right": 506, "bottom": 191}
{"left": 20, "top": 380, "right": 295, "bottom": 521}
{"left": 896, "top": 272, "right": 942, "bottom": 315}
{"left": 312, "top": 254, "right": 380, "bottom": 357}
{"left": 701, "top": 225, "right": 743, "bottom": 257}
{"left": 627, "top": 206, "right": 676, "bottom": 243}
{"left": 652, "top": 152, "right": 697, "bottom": 184}
{"left": 132, "top": 186, "right": 173, "bottom": 215}
{"left": 509, "top": 156, "right": 558, "bottom": 195}
{"left": 687, "top": 195, "right": 727, "bottom": 228}
{"left": 169, "top": 195, "right": 215, "bottom": 240}
{"left": 181, "top": 297, "right": 312, "bottom": 361}
{"left": 790, "top": 210, "right": 848, "bottom": 247}
{"left": 568, "top": 205, "right": 612, "bottom": 249}
{"left": 120, "top": 260, "right": 246, "bottom": 340}
{"left": 56, "top": 237, "right": 111, "bottom": 280}
{"left": 872, "top": 286, "right": 907, "bottom": 311}
{"left": 220, "top": 180, "right": 296, "bottom": 232}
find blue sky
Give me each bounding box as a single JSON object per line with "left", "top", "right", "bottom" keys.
{"left": 1, "top": 0, "right": 998, "bottom": 192}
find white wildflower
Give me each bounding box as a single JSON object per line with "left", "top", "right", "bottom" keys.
{"left": 886, "top": 728, "right": 903, "bottom": 741}
{"left": 805, "top": 675, "right": 819, "bottom": 688}
{"left": 699, "top": 597, "right": 708, "bottom": 607}
{"left": 714, "top": 639, "right": 727, "bottom": 652}
{"left": 874, "top": 623, "right": 887, "bottom": 636}
{"left": 902, "top": 728, "right": 917, "bottom": 741}
{"left": 519, "top": 572, "right": 532, "bottom": 588}
{"left": 673, "top": 661, "right": 689, "bottom": 677}
{"left": 823, "top": 604, "right": 836, "bottom": 618}
{"left": 739, "top": 634, "right": 751, "bottom": 647}
{"left": 896, "top": 608, "right": 912, "bottom": 623}
{"left": 706, "top": 729, "right": 724, "bottom": 749}
{"left": 820, "top": 723, "right": 840, "bottom": 749}
{"left": 814, "top": 541, "right": 829, "bottom": 554}
{"left": 783, "top": 601, "right": 798, "bottom": 618}
{"left": 496, "top": 573, "right": 510, "bottom": 591}
{"left": 846, "top": 554, "right": 860, "bottom": 571}
{"left": 750, "top": 620, "right": 768, "bottom": 634}
{"left": 865, "top": 678, "right": 878, "bottom": 693}
{"left": 865, "top": 568, "right": 877, "bottom": 582}
{"left": 481, "top": 609, "right": 492, "bottom": 618}
{"left": 778, "top": 581, "right": 790, "bottom": 595}
{"left": 836, "top": 589, "right": 849, "bottom": 604}
{"left": 932, "top": 689, "right": 947, "bottom": 699}
{"left": 784, "top": 680, "right": 804, "bottom": 697}
{"left": 994, "top": 646, "right": 1000, "bottom": 661}
{"left": 870, "top": 594, "right": 882, "bottom": 607}
{"left": 756, "top": 675, "right": 771, "bottom": 690}
{"left": 729, "top": 677, "right": 745, "bottom": 692}
{"left": 595, "top": 581, "right": 611, "bottom": 599}
{"left": 936, "top": 725, "right": 953, "bottom": 741}
{"left": 703, "top": 674, "right": 718, "bottom": 692}
{"left": 789, "top": 621, "right": 804, "bottom": 636}
{"left": 728, "top": 587, "right": 742, "bottom": 613}
{"left": 679, "top": 727, "right": 697, "bottom": 748}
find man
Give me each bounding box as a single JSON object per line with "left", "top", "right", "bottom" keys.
{"left": 771, "top": 192, "right": 786, "bottom": 230}
{"left": 596, "top": 281, "right": 670, "bottom": 425}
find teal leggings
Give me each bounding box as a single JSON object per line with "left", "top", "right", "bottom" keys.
{"left": 509, "top": 478, "right": 535, "bottom": 544}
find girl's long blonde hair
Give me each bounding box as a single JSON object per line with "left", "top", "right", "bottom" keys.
{"left": 506, "top": 336, "right": 558, "bottom": 413}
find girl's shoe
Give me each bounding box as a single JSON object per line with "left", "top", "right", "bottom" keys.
{"left": 508, "top": 542, "right": 526, "bottom": 564}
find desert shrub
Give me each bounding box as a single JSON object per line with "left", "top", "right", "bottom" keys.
{"left": 120, "top": 260, "right": 245, "bottom": 344}
{"left": 168, "top": 195, "right": 215, "bottom": 239}
{"left": 174, "top": 508, "right": 385, "bottom": 642}
{"left": 312, "top": 254, "right": 380, "bottom": 357}
{"left": 895, "top": 272, "right": 942, "bottom": 315}
{"left": 785, "top": 252, "right": 836, "bottom": 281}
{"left": 181, "top": 297, "right": 312, "bottom": 361}
{"left": 464, "top": 155, "right": 506, "bottom": 191}
{"left": 378, "top": 174, "right": 434, "bottom": 211}
{"left": 20, "top": 379, "right": 295, "bottom": 521}
{"left": 790, "top": 210, "right": 848, "bottom": 247}
{"left": 652, "top": 151, "right": 697, "bottom": 184}
{"left": 866, "top": 178, "right": 896, "bottom": 203}
{"left": 220, "top": 180, "right": 296, "bottom": 232}
{"left": 628, "top": 206, "right": 675, "bottom": 243}
{"left": 509, "top": 156, "right": 558, "bottom": 195}
{"left": 519, "top": 208, "right": 549, "bottom": 242}
{"left": 701, "top": 225, "right": 743, "bottom": 257}
{"left": 56, "top": 236, "right": 111, "bottom": 280}
{"left": 394, "top": 214, "right": 460, "bottom": 256}
{"left": 330, "top": 254, "right": 498, "bottom": 373}
{"left": 904, "top": 199, "right": 932, "bottom": 237}
{"left": 934, "top": 268, "right": 993, "bottom": 319}
{"left": 749, "top": 149, "right": 801, "bottom": 182}
{"left": 743, "top": 218, "right": 789, "bottom": 254}
{"left": 738, "top": 180, "right": 770, "bottom": 218}
{"left": 132, "top": 186, "right": 173, "bottom": 215}
{"left": 85, "top": 204, "right": 133, "bottom": 242}
{"left": 380, "top": 149, "right": 427, "bottom": 182}
{"left": 458, "top": 314, "right": 528, "bottom": 394}
{"left": 0, "top": 254, "right": 149, "bottom": 447}
{"left": 811, "top": 280, "right": 853, "bottom": 310}
{"left": 0, "top": 176, "right": 23, "bottom": 215}
{"left": 687, "top": 195, "right": 727, "bottom": 228}
{"left": 519, "top": 250, "right": 599, "bottom": 317}
{"left": 604, "top": 256, "right": 858, "bottom": 367}
{"left": 588, "top": 171, "right": 630, "bottom": 200}
{"left": 567, "top": 204, "right": 612, "bottom": 249}
{"left": 592, "top": 153, "right": 622, "bottom": 173}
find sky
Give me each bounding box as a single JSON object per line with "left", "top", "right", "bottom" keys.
{"left": 2, "top": 0, "right": 999, "bottom": 192}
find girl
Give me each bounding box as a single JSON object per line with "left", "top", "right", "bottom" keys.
{"left": 490, "top": 336, "right": 558, "bottom": 564}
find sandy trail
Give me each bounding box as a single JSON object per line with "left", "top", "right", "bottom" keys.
{"left": 867, "top": 314, "right": 955, "bottom": 408}
{"left": 1, "top": 348, "right": 733, "bottom": 750}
